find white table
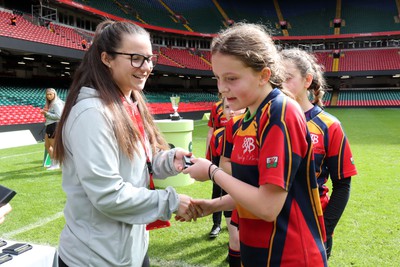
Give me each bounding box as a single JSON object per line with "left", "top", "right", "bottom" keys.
{"left": 1, "top": 240, "right": 58, "bottom": 267}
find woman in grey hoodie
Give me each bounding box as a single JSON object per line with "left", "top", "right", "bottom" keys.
{"left": 53, "top": 20, "right": 195, "bottom": 267}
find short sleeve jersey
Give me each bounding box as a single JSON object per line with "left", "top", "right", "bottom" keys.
{"left": 206, "top": 127, "right": 225, "bottom": 165}
{"left": 223, "top": 89, "right": 327, "bottom": 267}
{"left": 207, "top": 113, "right": 245, "bottom": 165}
{"left": 305, "top": 105, "right": 357, "bottom": 210}
{"left": 207, "top": 100, "right": 228, "bottom": 130}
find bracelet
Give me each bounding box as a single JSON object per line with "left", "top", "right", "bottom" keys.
{"left": 208, "top": 163, "right": 214, "bottom": 180}
{"left": 210, "top": 167, "right": 222, "bottom": 184}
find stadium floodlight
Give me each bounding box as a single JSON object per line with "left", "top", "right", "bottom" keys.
{"left": 340, "top": 75, "right": 350, "bottom": 79}
{"left": 61, "top": 61, "right": 70, "bottom": 65}
{"left": 23, "top": 57, "right": 34, "bottom": 60}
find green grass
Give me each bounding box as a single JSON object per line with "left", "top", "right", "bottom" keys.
{"left": 0, "top": 108, "right": 399, "bottom": 266}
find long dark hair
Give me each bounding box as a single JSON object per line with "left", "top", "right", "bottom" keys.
{"left": 54, "top": 20, "right": 168, "bottom": 163}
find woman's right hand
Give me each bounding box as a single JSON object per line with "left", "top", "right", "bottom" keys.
{"left": 174, "top": 194, "right": 198, "bottom": 222}
{"left": 175, "top": 198, "right": 216, "bottom": 222}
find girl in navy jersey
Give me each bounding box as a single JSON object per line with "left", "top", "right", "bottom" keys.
{"left": 206, "top": 93, "right": 227, "bottom": 239}
{"left": 281, "top": 48, "right": 357, "bottom": 259}
{"left": 206, "top": 97, "right": 245, "bottom": 266}
{"left": 182, "top": 23, "right": 328, "bottom": 266}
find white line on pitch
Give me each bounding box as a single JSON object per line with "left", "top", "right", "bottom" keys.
{"left": 3, "top": 211, "right": 64, "bottom": 239}
{"left": 0, "top": 151, "right": 42, "bottom": 160}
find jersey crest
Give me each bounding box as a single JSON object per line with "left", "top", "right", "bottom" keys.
{"left": 266, "top": 156, "right": 278, "bottom": 168}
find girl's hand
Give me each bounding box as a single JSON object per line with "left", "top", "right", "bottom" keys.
{"left": 182, "top": 157, "right": 213, "bottom": 182}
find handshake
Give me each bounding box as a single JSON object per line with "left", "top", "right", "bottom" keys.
{"left": 174, "top": 197, "right": 212, "bottom": 223}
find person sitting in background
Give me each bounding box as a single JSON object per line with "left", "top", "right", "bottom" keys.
{"left": 41, "top": 88, "right": 64, "bottom": 170}
{"left": 49, "top": 22, "right": 55, "bottom": 33}
{"left": 81, "top": 39, "right": 88, "bottom": 49}
{"left": 10, "top": 15, "right": 17, "bottom": 26}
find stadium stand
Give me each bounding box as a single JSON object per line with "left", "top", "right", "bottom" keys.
{"left": 338, "top": 48, "right": 400, "bottom": 71}
{"left": 160, "top": 47, "right": 211, "bottom": 70}
{"left": 0, "top": 83, "right": 218, "bottom": 125}
{"left": 73, "top": 0, "right": 190, "bottom": 31}
{"left": 161, "top": 0, "right": 223, "bottom": 33}
{"left": 0, "top": 10, "right": 89, "bottom": 50}
{"left": 340, "top": 0, "right": 400, "bottom": 34}
{"left": 278, "top": 0, "right": 336, "bottom": 36}
{"left": 336, "top": 89, "right": 400, "bottom": 106}
{"left": 217, "top": 0, "right": 278, "bottom": 34}
{"left": 0, "top": 0, "right": 400, "bottom": 128}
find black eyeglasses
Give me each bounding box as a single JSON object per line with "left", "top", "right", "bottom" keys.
{"left": 107, "top": 52, "right": 158, "bottom": 68}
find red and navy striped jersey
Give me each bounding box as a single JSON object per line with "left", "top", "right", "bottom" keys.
{"left": 305, "top": 105, "right": 357, "bottom": 210}
{"left": 207, "top": 114, "right": 245, "bottom": 165}
{"left": 223, "top": 89, "right": 327, "bottom": 267}
{"left": 207, "top": 100, "right": 228, "bottom": 130}
{"left": 206, "top": 127, "right": 225, "bottom": 165}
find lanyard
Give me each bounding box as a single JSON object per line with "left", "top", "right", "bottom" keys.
{"left": 122, "top": 96, "right": 171, "bottom": 231}
{"left": 121, "top": 97, "right": 155, "bottom": 189}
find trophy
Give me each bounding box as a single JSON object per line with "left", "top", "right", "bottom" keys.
{"left": 170, "top": 95, "right": 182, "bottom": 120}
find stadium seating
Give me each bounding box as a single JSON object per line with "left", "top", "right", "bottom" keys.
{"left": 340, "top": 0, "right": 399, "bottom": 34}
{"left": 338, "top": 49, "right": 400, "bottom": 71}
{"left": 73, "top": 0, "right": 189, "bottom": 31}
{"left": 160, "top": 47, "right": 211, "bottom": 70}
{"left": 322, "top": 91, "right": 332, "bottom": 106}
{"left": 68, "top": 0, "right": 400, "bottom": 35}
{"left": 278, "top": 1, "right": 335, "bottom": 36}
{"left": 336, "top": 89, "right": 400, "bottom": 106}
{"left": 1, "top": 2, "right": 400, "bottom": 127}
{"left": 3, "top": 6, "right": 400, "bottom": 72}
{"left": 0, "top": 84, "right": 218, "bottom": 125}
{"left": 314, "top": 51, "right": 334, "bottom": 72}
{"left": 161, "top": 0, "right": 223, "bottom": 33}
{"left": 218, "top": 0, "right": 279, "bottom": 34}
{"left": 0, "top": 10, "right": 89, "bottom": 50}
{"left": 0, "top": 105, "right": 45, "bottom": 125}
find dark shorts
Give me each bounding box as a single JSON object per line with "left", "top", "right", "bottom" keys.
{"left": 45, "top": 122, "right": 57, "bottom": 138}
